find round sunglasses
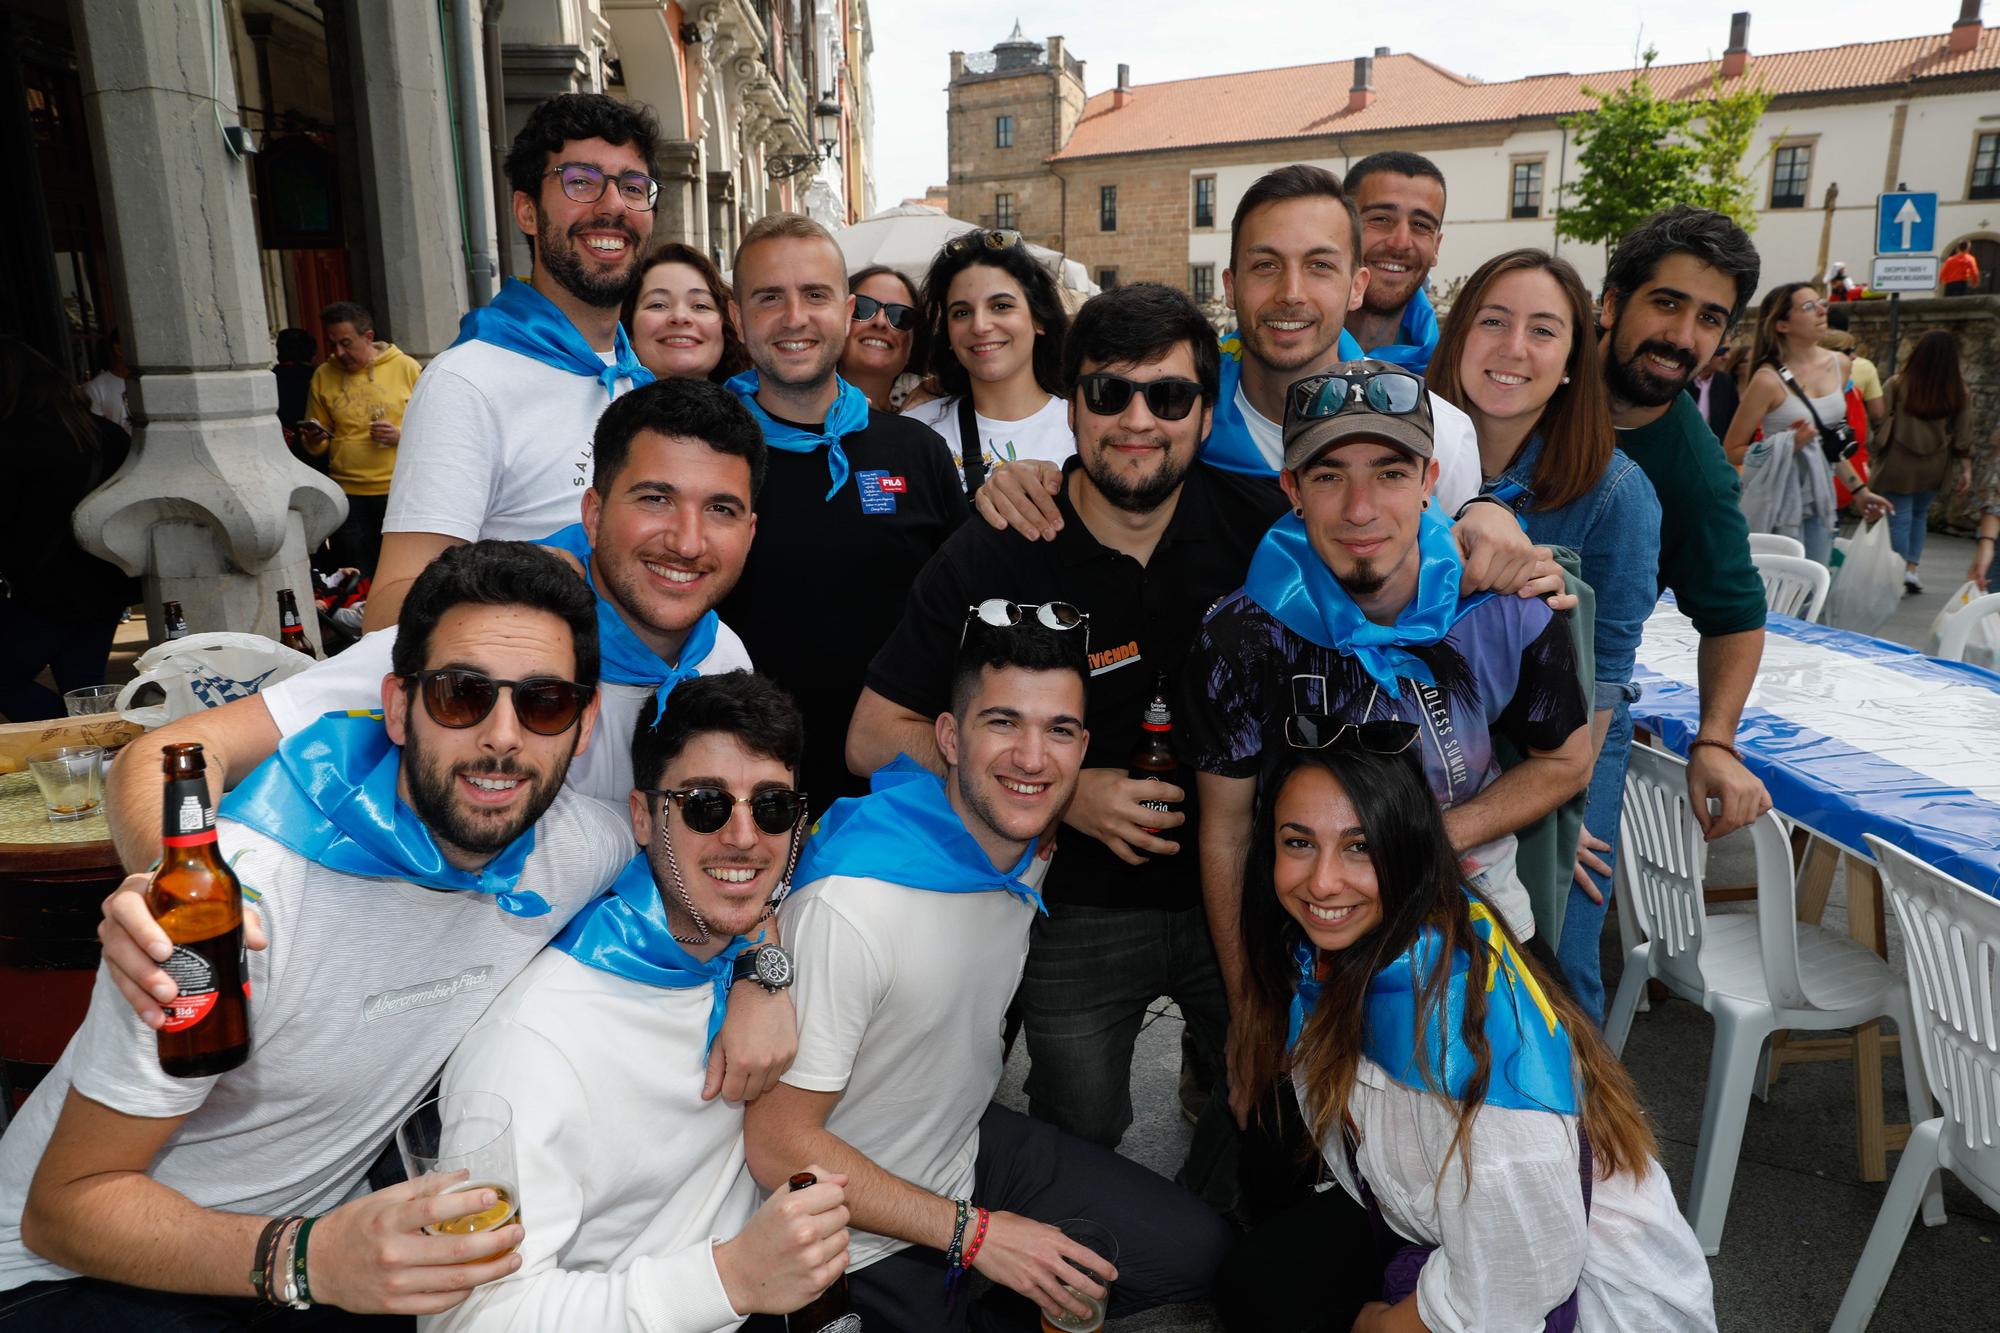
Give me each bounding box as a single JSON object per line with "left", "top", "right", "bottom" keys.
{"left": 852, "top": 294, "right": 918, "bottom": 330}
{"left": 645, "top": 786, "right": 809, "bottom": 836}
{"left": 1077, "top": 373, "right": 1203, "bottom": 422}
{"left": 406, "top": 669, "right": 593, "bottom": 736}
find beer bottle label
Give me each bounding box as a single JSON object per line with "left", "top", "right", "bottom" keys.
{"left": 162, "top": 776, "right": 217, "bottom": 847}
{"left": 159, "top": 946, "right": 219, "bottom": 1031}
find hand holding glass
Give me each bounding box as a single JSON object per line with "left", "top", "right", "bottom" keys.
{"left": 1040, "top": 1219, "right": 1118, "bottom": 1333}
{"left": 396, "top": 1092, "right": 523, "bottom": 1258}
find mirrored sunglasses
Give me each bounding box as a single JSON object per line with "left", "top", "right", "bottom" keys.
{"left": 1286, "top": 369, "right": 1426, "bottom": 429}
{"left": 647, "top": 786, "right": 808, "bottom": 836}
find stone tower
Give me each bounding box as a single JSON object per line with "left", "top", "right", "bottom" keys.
{"left": 945, "top": 21, "right": 1085, "bottom": 251}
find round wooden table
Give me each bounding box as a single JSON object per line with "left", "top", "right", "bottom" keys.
{"left": 0, "top": 769, "right": 124, "bottom": 1114}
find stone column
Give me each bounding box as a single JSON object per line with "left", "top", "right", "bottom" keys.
{"left": 68, "top": 0, "right": 344, "bottom": 648}
{"left": 655, "top": 139, "right": 703, "bottom": 247}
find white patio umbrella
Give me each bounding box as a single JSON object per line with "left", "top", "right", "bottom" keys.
{"left": 832, "top": 204, "right": 1099, "bottom": 303}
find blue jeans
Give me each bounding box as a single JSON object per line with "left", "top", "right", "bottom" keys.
{"left": 1774, "top": 513, "right": 1834, "bottom": 566}
{"left": 1884, "top": 490, "right": 1938, "bottom": 566}
{"left": 1555, "top": 702, "right": 1634, "bottom": 1025}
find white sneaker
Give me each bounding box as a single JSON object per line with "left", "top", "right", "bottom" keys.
{"left": 1904, "top": 571, "right": 1924, "bottom": 595}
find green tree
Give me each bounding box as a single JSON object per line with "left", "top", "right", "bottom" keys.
{"left": 1555, "top": 49, "right": 1772, "bottom": 255}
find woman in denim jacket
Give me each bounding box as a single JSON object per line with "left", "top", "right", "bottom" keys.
{"left": 1429, "top": 250, "right": 1662, "bottom": 1023}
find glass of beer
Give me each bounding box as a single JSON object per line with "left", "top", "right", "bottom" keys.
{"left": 396, "top": 1092, "right": 522, "bottom": 1257}
{"left": 1039, "top": 1218, "right": 1117, "bottom": 1333}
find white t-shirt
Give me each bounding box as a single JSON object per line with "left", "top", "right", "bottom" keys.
{"left": 82, "top": 369, "right": 129, "bottom": 431}
{"left": 260, "top": 623, "right": 753, "bottom": 812}
{"left": 904, "top": 393, "right": 1075, "bottom": 490}
{"left": 0, "top": 793, "right": 633, "bottom": 1295}
{"left": 427, "top": 950, "right": 755, "bottom": 1333}
{"left": 1317, "top": 1058, "right": 1716, "bottom": 1333}
{"left": 1234, "top": 382, "right": 1480, "bottom": 513}
{"left": 779, "top": 874, "right": 1035, "bottom": 1272}
{"left": 384, "top": 341, "right": 637, "bottom": 542}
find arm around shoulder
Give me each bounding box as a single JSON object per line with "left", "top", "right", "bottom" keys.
{"left": 107, "top": 693, "right": 281, "bottom": 871}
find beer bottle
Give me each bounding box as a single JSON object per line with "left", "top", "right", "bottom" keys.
{"left": 1129, "top": 671, "right": 1178, "bottom": 840}
{"left": 162, "top": 600, "right": 189, "bottom": 641}
{"left": 149, "top": 743, "right": 251, "bottom": 1078}
{"left": 275, "top": 588, "right": 316, "bottom": 658}
{"left": 785, "top": 1172, "right": 859, "bottom": 1332}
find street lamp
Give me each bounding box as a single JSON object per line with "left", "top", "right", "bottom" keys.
{"left": 765, "top": 96, "right": 844, "bottom": 180}
{"left": 814, "top": 95, "right": 842, "bottom": 160}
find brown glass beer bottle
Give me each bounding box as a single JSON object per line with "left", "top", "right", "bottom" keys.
{"left": 276, "top": 589, "right": 316, "bottom": 658}
{"left": 150, "top": 743, "right": 251, "bottom": 1078}
{"left": 162, "top": 600, "right": 189, "bottom": 640}
{"left": 785, "top": 1172, "right": 860, "bottom": 1331}
{"left": 1129, "top": 671, "right": 1178, "bottom": 840}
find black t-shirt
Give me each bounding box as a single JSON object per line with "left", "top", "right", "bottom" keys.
{"left": 865, "top": 460, "right": 1288, "bottom": 910}
{"left": 720, "top": 408, "right": 968, "bottom": 814}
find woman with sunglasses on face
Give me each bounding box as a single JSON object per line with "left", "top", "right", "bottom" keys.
{"left": 1427, "top": 250, "right": 1661, "bottom": 1026}
{"left": 620, "top": 243, "right": 751, "bottom": 383}
{"left": 1221, "top": 743, "right": 1715, "bottom": 1333}
{"left": 903, "top": 228, "right": 1074, "bottom": 493}
{"left": 839, "top": 265, "right": 926, "bottom": 411}
{"left": 1723, "top": 282, "right": 1887, "bottom": 565}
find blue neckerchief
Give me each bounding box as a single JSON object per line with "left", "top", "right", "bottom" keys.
{"left": 219, "top": 712, "right": 550, "bottom": 917}
{"left": 450, "top": 277, "right": 653, "bottom": 398}
{"left": 1201, "top": 328, "right": 1366, "bottom": 477}
{"left": 550, "top": 853, "right": 754, "bottom": 1062}
{"left": 1362, "top": 286, "right": 1440, "bottom": 373}
{"left": 1241, "top": 509, "right": 1492, "bottom": 698}
{"left": 792, "top": 756, "right": 1045, "bottom": 911}
{"left": 534, "top": 523, "right": 719, "bottom": 727}
{"left": 1287, "top": 895, "right": 1578, "bottom": 1114}
{"left": 724, "top": 370, "right": 872, "bottom": 501}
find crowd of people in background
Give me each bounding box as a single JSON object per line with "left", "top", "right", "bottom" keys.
{"left": 1, "top": 80, "right": 1998, "bottom": 1333}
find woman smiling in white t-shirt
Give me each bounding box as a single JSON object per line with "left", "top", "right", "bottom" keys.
{"left": 903, "top": 229, "right": 1075, "bottom": 493}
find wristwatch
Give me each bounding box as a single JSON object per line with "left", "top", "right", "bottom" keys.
{"left": 731, "top": 943, "right": 795, "bottom": 993}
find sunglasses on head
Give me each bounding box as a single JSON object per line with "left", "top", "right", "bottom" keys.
{"left": 944, "top": 228, "right": 1022, "bottom": 258}
{"left": 851, "top": 294, "right": 918, "bottom": 330}
{"left": 646, "top": 786, "right": 809, "bottom": 836}
{"left": 407, "top": 669, "right": 594, "bottom": 736}
{"left": 1077, "top": 373, "right": 1203, "bottom": 422}
{"left": 1286, "top": 368, "right": 1427, "bottom": 430}
{"left": 959, "top": 599, "right": 1090, "bottom": 652}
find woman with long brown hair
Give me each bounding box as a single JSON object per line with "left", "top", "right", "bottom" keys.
{"left": 1224, "top": 743, "right": 1715, "bottom": 1333}
{"left": 1428, "top": 249, "right": 1661, "bottom": 1025}
{"left": 1872, "top": 329, "right": 1974, "bottom": 593}
{"left": 619, "top": 242, "right": 750, "bottom": 383}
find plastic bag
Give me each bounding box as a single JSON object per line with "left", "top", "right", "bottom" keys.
{"left": 114, "top": 632, "right": 317, "bottom": 727}
{"left": 1925, "top": 581, "right": 2000, "bottom": 669}
{"left": 1823, "top": 519, "right": 1901, "bottom": 636}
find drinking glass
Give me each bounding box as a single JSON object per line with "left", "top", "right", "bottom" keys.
{"left": 395, "top": 1092, "right": 522, "bottom": 1255}
{"left": 62, "top": 685, "right": 122, "bottom": 716}
{"left": 26, "top": 746, "right": 104, "bottom": 822}
{"left": 1039, "top": 1218, "right": 1118, "bottom": 1333}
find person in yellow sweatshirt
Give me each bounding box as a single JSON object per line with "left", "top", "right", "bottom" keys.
{"left": 302, "top": 301, "right": 422, "bottom": 575}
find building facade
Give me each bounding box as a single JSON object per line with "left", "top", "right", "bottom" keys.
{"left": 947, "top": 7, "right": 2000, "bottom": 307}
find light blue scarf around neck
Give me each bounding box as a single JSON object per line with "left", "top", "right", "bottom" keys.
{"left": 1200, "top": 327, "right": 1367, "bottom": 477}
{"left": 1364, "top": 286, "right": 1440, "bottom": 374}
{"left": 450, "top": 277, "right": 652, "bottom": 398}
{"left": 724, "top": 370, "right": 872, "bottom": 501}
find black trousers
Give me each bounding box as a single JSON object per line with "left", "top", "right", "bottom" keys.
{"left": 0, "top": 1278, "right": 409, "bottom": 1332}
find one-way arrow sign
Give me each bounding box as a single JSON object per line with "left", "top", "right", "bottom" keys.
{"left": 1877, "top": 192, "right": 1937, "bottom": 256}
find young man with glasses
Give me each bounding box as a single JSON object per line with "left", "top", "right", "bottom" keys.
{"left": 429, "top": 672, "right": 854, "bottom": 1332}
{"left": 747, "top": 622, "right": 1229, "bottom": 1330}
{"left": 0, "top": 543, "right": 638, "bottom": 1326}
{"left": 848, "top": 284, "right": 1281, "bottom": 1177}
{"left": 366, "top": 92, "right": 665, "bottom": 631}
{"left": 1178, "top": 361, "right": 1592, "bottom": 1126}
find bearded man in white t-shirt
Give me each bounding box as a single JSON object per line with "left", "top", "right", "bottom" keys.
{"left": 0, "top": 542, "right": 639, "bottom": 1326}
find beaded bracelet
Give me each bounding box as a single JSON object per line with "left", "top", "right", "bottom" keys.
{"left": 943, "top": 1198, "right": 974, "bottom": 1300}
{"left": 959, "top": 1207, "right": 991, "bottom": 1270}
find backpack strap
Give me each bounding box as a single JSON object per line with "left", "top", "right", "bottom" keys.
{"left": 956, "top": 393, "right": 987, "bottom": 495}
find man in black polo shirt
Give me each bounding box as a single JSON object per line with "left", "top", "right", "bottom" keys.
{"left": 720, "top": 213, "right": 967, "bottom": 813}
{"left": 849, "top": 284, "right": 1277, "bottom": 1164}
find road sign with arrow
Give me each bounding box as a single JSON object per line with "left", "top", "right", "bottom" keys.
{"left": 1876, "top": 192, "right": 1937, "bottom": 256}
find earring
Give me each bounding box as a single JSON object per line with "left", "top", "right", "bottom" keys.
{"left": 1561, "top": 375, "right": 1571, "bottom": 384}
{"left": 1292, "top": 506, "right": 1303, "bottom": 517}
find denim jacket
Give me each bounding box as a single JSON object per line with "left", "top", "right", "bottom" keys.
{"left": 1490, "top": 436, "right": 1664, "bottom": 711}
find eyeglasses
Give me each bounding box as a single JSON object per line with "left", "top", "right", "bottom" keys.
{"left": 852, "top": 294, "right": 918, "bottom": 330}
{"left": 1077, "top": 373, "right": 1203, "bottom": 422}
{"left": 1793, "top": 299, "right": 1828, "bottom": 315}
{"left": 959, "top": 599, "right": 1090, "bottom": 651}
{"left": 1285, "top": 368, "right": 1427, "bottom": 430}
{"left": 545, "top": 162, "right": 661, "bottom": 212}
{"left": 943, "top": 228, "right": 1022, "bottom": 258}
{"left": 645, "top": 786, "right": 808, "bottom": 835}
{"left": 406, "top": 669, "right": 594, "bottom": 736}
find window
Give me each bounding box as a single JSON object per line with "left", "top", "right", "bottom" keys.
{"left": 995, "top": 115, "right": 1013, "bottom": 149}
{"left": 1771, "top": 144, "right": 1811, "bottom": 209}
{"left": 1509, "top": 160, "right": 1544, "bottom": 219}
{"left": 1972, "top": 131, "right": 2000, "bottom": 200}
{"left": 1189, "top": 263, "right": 1215, "bottom": 303}
{"left": 1097, "top": 267, "right": 1118, "bottom": 290}
{"left": 1193, "top": 175, "right": 1216, "bottom": 229}
{"left": 994, "top": 192, "right": 1016, "bottom": 229}
{"left": 1099, "top": 184, "right": 1117, "bottom": 232}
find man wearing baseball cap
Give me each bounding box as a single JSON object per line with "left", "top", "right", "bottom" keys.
{"left": 1177, "top": 360, "right": 1593, "bottom": 1125}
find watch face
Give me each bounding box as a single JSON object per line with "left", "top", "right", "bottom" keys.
{"left": 756, "top": 946, "right": 794, "bottom": 988}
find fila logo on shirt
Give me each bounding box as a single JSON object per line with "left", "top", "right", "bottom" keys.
{"left": 857, "top": 470, "right": 907, "bottom": 515}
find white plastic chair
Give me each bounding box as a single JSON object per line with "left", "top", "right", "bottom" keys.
{"left": 1934, "top": 591, "right": 2000, "bottom": 662}
{"left": 1603, "top": 744, "right": 1935, "bottom": 1255}
{"left": 1748, "top": 532, "right": 1807, "bottom": 558}
{"left": 1831, "top": 838, "right": 2000, "bottom": 1332}
{"left": 1752, "top": 551, "right": 1832, "bottom": 623}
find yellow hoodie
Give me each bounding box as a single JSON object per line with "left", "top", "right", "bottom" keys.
{"left": 303, "top": 342, "right": 421, "bottom": 495}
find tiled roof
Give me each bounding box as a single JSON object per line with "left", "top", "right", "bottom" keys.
{"left": 1050, "top": 27, "right": 2000, "bottom": 160}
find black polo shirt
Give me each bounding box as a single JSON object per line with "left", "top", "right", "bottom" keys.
{"left": 720, "top": 407, "right": 968, "bottom": 815}
{"left": 864, "top": 459, "right": 1288, "bottom": 910}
